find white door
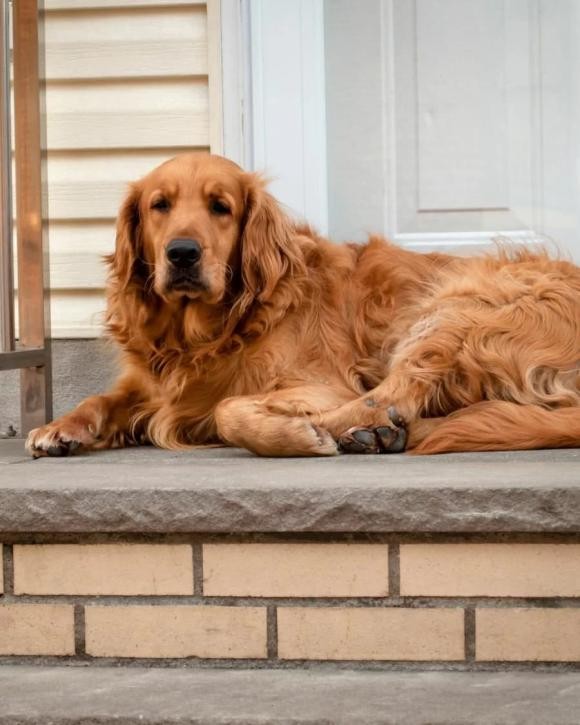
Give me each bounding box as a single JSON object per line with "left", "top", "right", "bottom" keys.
{"left": 325, "top": 0, "right": 580, "bottom": 262}
{"left": 224, "top": 0, "right": 580, "bottom": 263}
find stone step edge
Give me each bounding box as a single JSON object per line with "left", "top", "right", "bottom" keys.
{"left": 2, "top": 445, "right": 579, "bottom": 533}
{"left": 1, "top": 470, "right": 580, "bottom": 534}
{"left": 1, "top": 665, "right": 579, "bottom": 724}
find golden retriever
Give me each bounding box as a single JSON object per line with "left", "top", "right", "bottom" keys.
{"left": 27, "top": 152, "right": 580, "bottom": 457}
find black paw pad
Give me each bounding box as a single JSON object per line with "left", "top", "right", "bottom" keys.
{"left": 375, "top": 425, "right": 407, "bottom": 453}
{"left": 44, "top": 440, "right": 80, "bottom": 458}
{"left": 338, "top": 427, "right": 380, "bottom": 454}
{"left": 46, "top": 444, "right": 70, "bottom": 457}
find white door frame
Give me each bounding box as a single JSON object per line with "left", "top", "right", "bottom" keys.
{"left": 214, "top": 0, "right": 329, "bottom": 234}
{"left": 208, "top": 0, "right": 253, "bottom": 166}
{"left": 213, "top": 0, "right": 548, "bottom": 255}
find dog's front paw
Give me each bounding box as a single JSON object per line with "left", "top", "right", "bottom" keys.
{"left": 337, "top": 406, "right": 408, "bottom": 454}
{"left": 26, "top": 414, "right": 98, "bottom": 458}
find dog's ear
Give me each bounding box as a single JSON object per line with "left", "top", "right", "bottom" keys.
{"left": 239, "top": 174, "right": 304, "bottom": 303}
{"left": 106, "top": 183, "right": 144, "bottom": 290}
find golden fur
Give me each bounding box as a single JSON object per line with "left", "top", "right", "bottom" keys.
{"left": 27, "top": 152, "right": 580, "bottom": 457}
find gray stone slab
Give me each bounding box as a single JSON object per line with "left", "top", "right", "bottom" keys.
{"left": 0, "top": 666, "right": 579, "bottom": 724}
{"left": 0, "top": 442, "right": 579, "bottom": 533}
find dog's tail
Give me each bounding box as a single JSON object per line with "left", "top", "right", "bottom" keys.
{"left": 412, "top": 401, "right": 580, "bottom": 454}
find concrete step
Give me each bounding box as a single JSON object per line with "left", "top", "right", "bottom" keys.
{"left": 1, "top": 666, "right": 579, "bottom": 724}
{"left": 1, "top": 440, "right": 579, "bottom": 533}
{"left": 1, "top": 440, "right": 579, "bottom": 670}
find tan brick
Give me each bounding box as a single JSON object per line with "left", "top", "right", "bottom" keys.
{"left": 476, "top": 608, "right": 580, "bottom": 662}
{"left": 400, "top": 544, "right": 580, "bottom": 597}
{"left": 203, "top": 543, "right": 388, "bottom": 597}
{"left": 85, "top": 605, "right": 267, "bottom": 659}
{"left": 14, "top": 544, "right": 193, "bottom": 596}
{"left": 0, "top": 545, "right": 3, "bottom": 593}
{"left": 0, "top": 604, "right": 74, "bottom": 656}
{"left": 278, "top": 607, "right": 464, "bottom": 661}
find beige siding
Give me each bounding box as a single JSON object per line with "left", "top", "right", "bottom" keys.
{"left": 44, "top": 5, "right": 208, "bottom": 79}
{"left": 46, "top": 1, "right": 202, "bottom": 9}
{"left": 45, "top": 81, "right": 209, "bottom": 150}
{"left": 36, "top": 1, "right": 213, "bottom": 337}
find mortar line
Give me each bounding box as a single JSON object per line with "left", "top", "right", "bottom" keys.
{"left": 1, "top": 593, "right": 579, "bottom": 607}
{"left": 0, "top": 654, "right": 578, "bottom": 673}
{"left": 2, "top": 544, "right": 14, "bottom": 594}
{"left": 3, "top": 533, "right": 580, "bottom": 545}
{"left": 267, "top": 605, "right": 278, "bottom": 660}
{"left": 465, "top": 608, "right": 476, "bottom": 662}
{"left": 192, "top": 543, "right": 204, "bottom": 596}
{"left": 74, "top": 605, "right": 86, "bottom": 656}
{"left": 388, "top": 542, "right": 400, "bottom": 597}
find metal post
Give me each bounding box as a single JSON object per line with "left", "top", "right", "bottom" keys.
{"left": 12, "top": 0, "right": 52, "bottom": 432}
{"left": 0, "top": 0, "right": 14, "bottom": 354}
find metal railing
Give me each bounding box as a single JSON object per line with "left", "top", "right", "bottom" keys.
{"left": 0, "top": 0, "right": 51, "bottom": 435}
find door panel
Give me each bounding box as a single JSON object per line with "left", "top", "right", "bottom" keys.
{"left": 324, "top": 0, "right": 580, "bottom": 261}
{"left": 416, "top": 0, "right": 508, "bottom": 212}
{"left": 395, "top": 0, "right": 537, "bottom": 235}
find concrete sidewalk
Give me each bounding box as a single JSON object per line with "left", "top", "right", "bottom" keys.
{"left": 1, "top": 666, "right": 579, "bottom": 724}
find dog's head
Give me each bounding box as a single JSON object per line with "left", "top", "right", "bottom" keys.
{"left": 109, "top": 152, "right": 301, "bottom": 309}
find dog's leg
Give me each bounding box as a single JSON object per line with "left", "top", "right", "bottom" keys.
{"left": 313, "top": 352, "right": 457, "bottom": 454}
{"left": 214, "top": 385, "right": 355, "bottom": 457}
{"left": 312, "top": 312, "right": 473, "bottom": 453}
{"left": 411, "top": 401, "right": 580, "bottom": 454}
{"left": 316, "top": 294, "right": 580, "bottom": 454}
{"left": 26, "top": 383, "right": 145, "bottom": 457}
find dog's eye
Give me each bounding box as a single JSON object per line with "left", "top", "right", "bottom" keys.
{"left": 209, "top": 199, "right": 231, "bottom": 216}
{"left": 151, "top": 197, "right": 170, "bottom": 212}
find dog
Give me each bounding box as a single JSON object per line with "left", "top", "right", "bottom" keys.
{"left": 26, "top": 152, "right": 580, "bottom": 458}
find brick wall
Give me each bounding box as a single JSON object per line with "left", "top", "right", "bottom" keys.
{"left": 1, "top": 539, "right": 579, "bottom": 665}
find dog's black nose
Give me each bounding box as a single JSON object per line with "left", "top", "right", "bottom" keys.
{"left": 166, "top": 239, "right": 202, "bottom": 268}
